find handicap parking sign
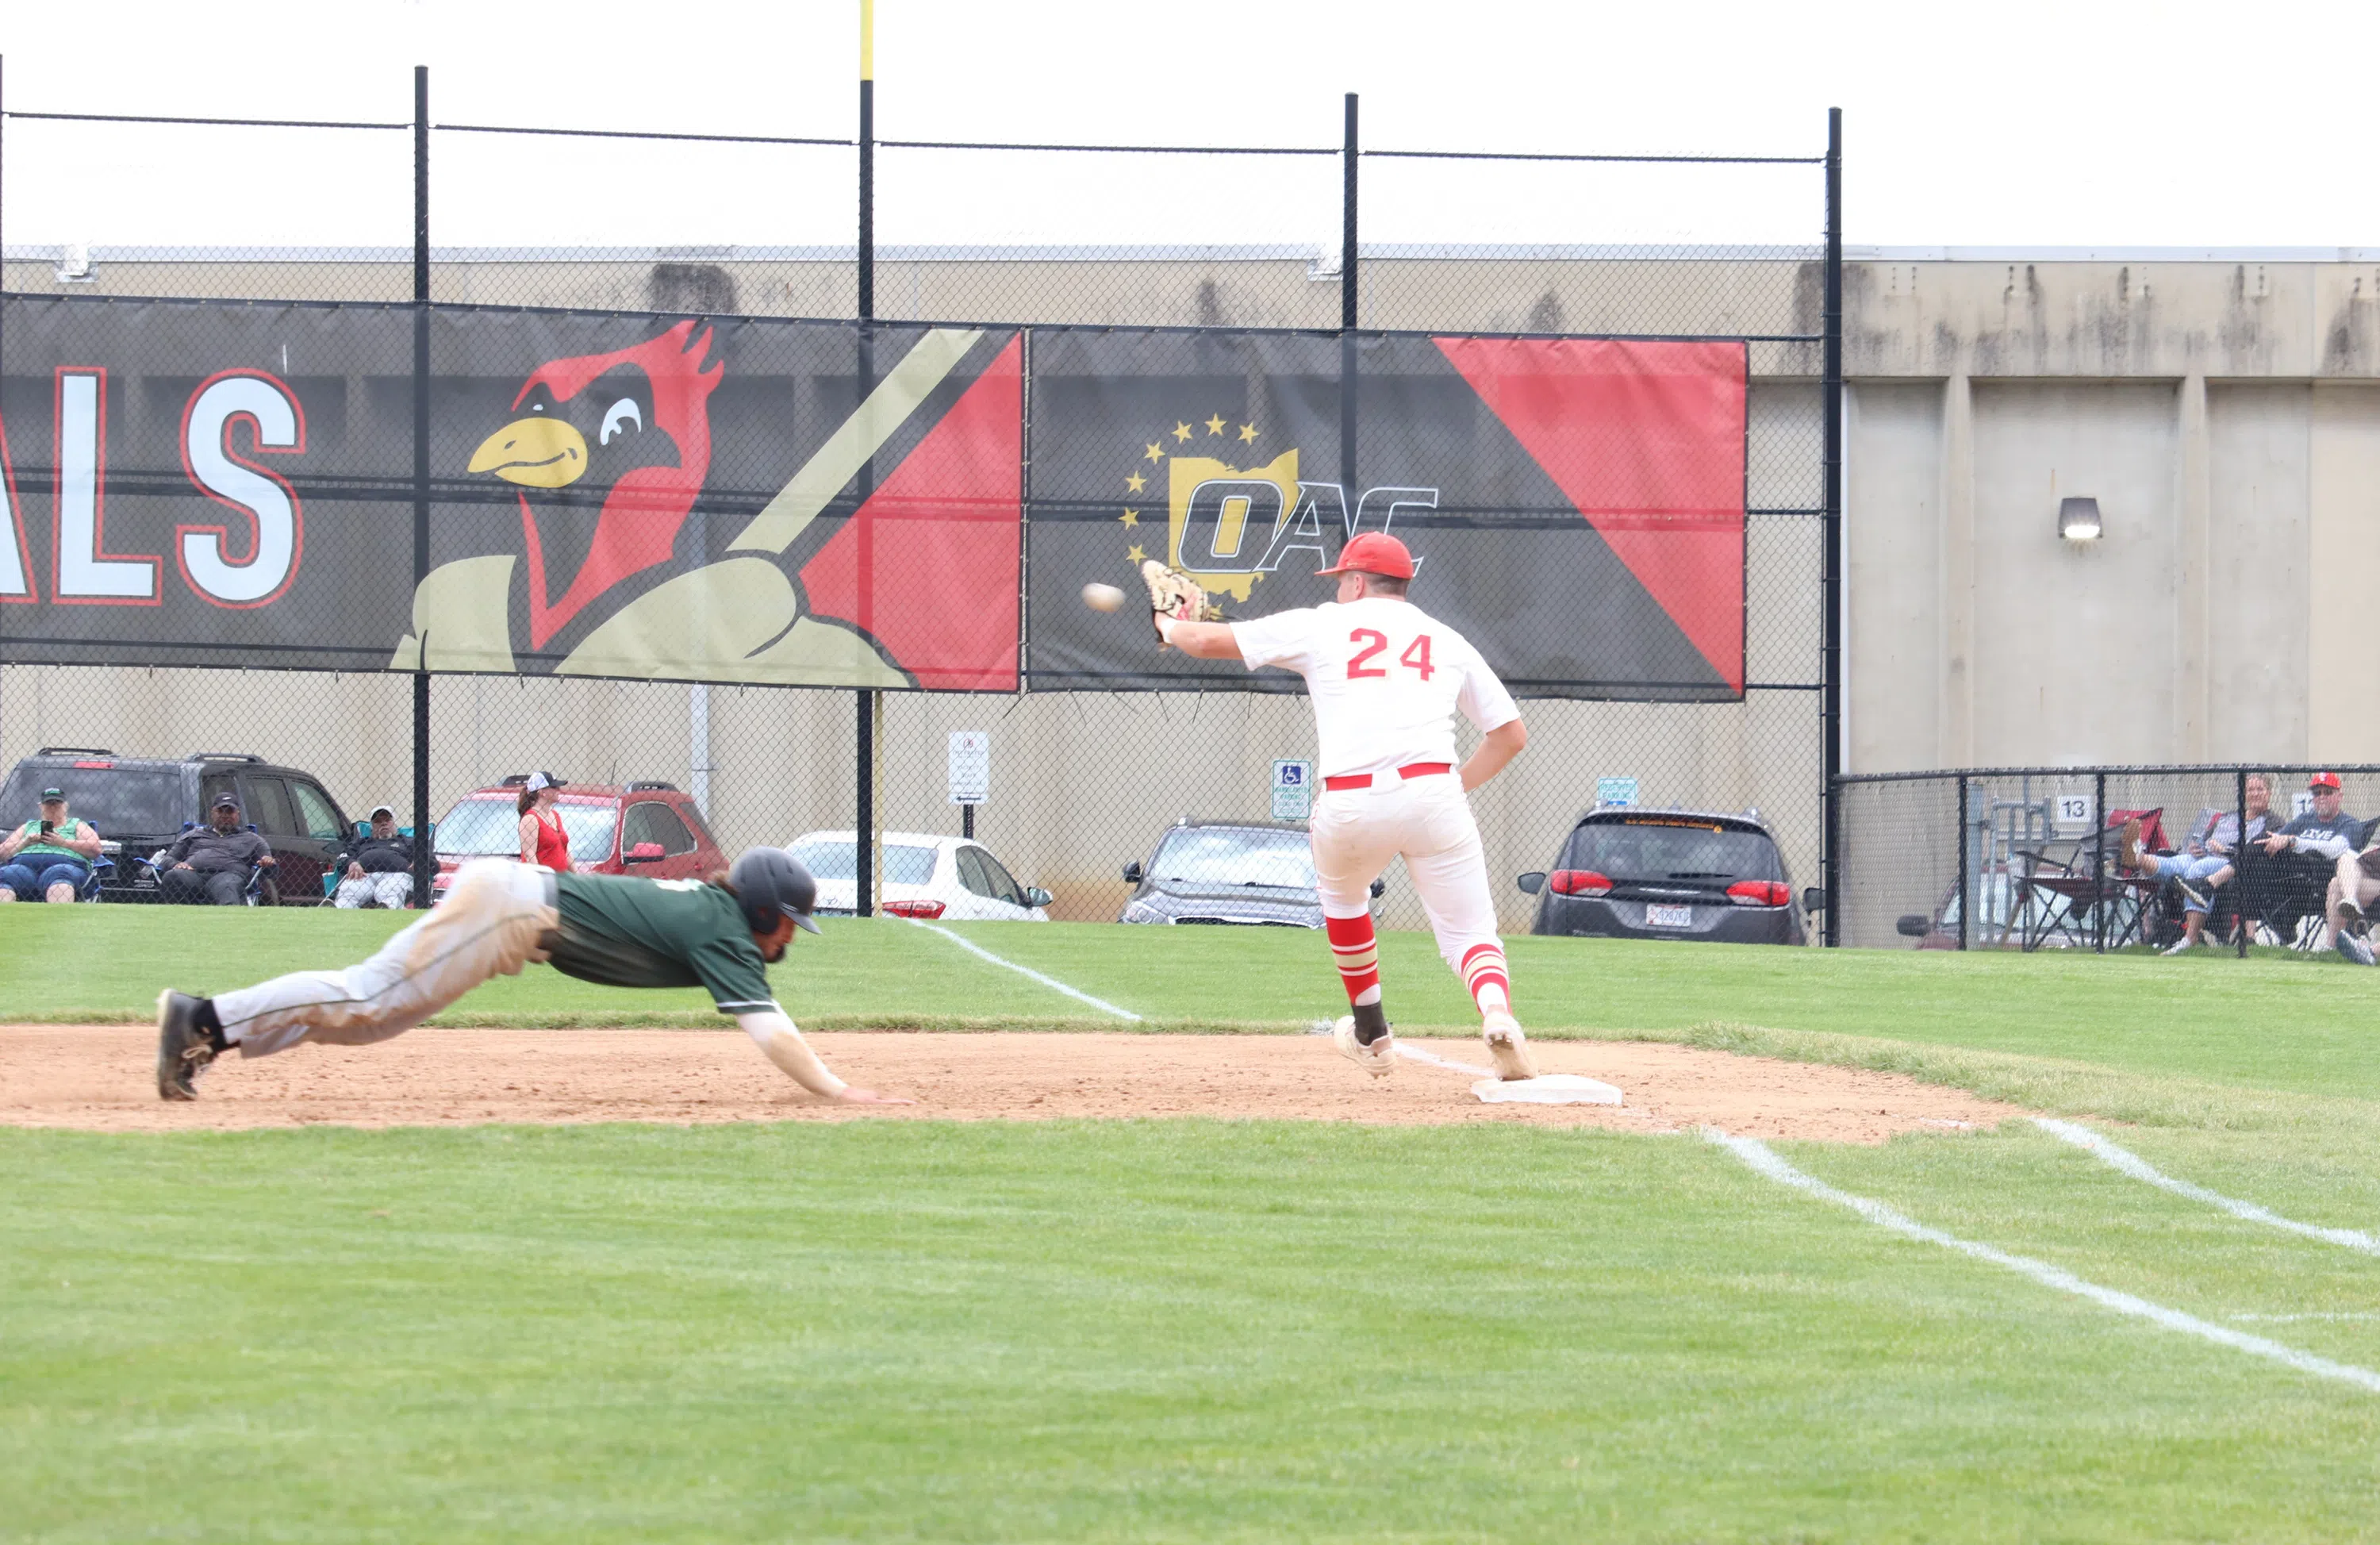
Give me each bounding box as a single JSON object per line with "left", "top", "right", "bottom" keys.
{"left": 1272, "top": 759, "right": 1313, "bottom": 821}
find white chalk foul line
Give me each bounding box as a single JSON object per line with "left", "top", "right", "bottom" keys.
{"left": 2033, "top": 1117, "right": 2380, "bottom": 1259}
{"left": 902, "top": 920, "right": 1142, "bottom": 1022}
{"left": 1394, "top": 1043, "right": 1498, "bottom": 1079}
{"left": 1709, "top": 1128, "right": 2380, "bottom": 1396}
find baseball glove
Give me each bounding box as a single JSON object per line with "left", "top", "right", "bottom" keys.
{"left": 1141, "top": 559, "right": 1208, "bottom": 647}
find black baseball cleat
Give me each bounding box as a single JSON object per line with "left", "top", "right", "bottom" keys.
{"left": 155, "top": 990, "right": 218, "bottom": 1101}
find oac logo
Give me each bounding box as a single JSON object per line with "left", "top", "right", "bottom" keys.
{"left": 1115, "top": 413, "right": 1436, "bottom": 608}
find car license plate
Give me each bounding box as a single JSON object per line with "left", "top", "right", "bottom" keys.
{"left": 1644, "top": 903, "right": 1693, "bottom": 929}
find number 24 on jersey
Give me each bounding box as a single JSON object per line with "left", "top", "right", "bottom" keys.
{"left": 1346, "top": 628, "right": 1434, "bottom": 681}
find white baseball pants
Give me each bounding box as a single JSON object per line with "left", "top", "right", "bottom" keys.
{"left": 333, "top": 872, "right": 415, "bottom": 909}
{"left": 216, "top": 859, "right": 557, "bottom": 1059}
{"left": 1309, "top": 774, "right": 1503, "bottom": 976}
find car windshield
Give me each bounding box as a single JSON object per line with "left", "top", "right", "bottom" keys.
{"left": 1566, "top": 818, "right": 1777, "bottom": 883}
{"left": 436, "top": 796, "right": 618, "bottom": 864}
{"left": 786, "top": 839, "right": 937, "bottom": 886}
{"left": 1150, "top": 827, "right": 1316, "bottom": 890}
{"left": 0, "top": 765, "right": 184, "bottom": 835}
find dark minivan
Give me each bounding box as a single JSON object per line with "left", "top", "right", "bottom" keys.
{"left": 1518, "top": 807, "right": 1808, "bottom": 945}
{"left": 0, "top": 748, "right": 352, "bottom": 904}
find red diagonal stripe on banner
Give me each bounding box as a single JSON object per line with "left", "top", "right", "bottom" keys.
{"left": 800, "top": 336, "right": 1022, "bottom": 690}
{"left": 1434, "top": 336, "right": 1746, "bottom": 691}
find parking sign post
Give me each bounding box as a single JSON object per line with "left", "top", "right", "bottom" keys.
{"left": 949, "top": 732, "right": 989, "bottom": 840}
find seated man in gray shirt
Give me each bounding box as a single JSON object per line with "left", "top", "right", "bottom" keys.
{"left": 2259, "top": 772, "right": 2364, "bottom": 951}
{"left": 159, "top": 794, "right": 276, "bottom": 905}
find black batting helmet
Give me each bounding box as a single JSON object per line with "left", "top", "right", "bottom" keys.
{"left": 728, "top": 848, "right": 823, "bottom": 936}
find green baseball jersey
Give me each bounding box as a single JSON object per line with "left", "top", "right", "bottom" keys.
{"left": 547, "top": 873, "right": 779, "bottom": 1014}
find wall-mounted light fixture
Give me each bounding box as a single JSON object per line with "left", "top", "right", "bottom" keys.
{"left": 2058, "top": 496, "right": 2102, "bottom": 542}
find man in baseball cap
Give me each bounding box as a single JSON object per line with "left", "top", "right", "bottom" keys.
{"left": 1144, "top": 523, "right": 1539, "bottom": 1082}
{"left": 156, "top": 845, "right": 904, "bottom": 1103}
{"left": 1315, "top": 530, "right": 1417, "bottom": 580}
{"left": 2258, "top": 772, "right": 2369, "bottom": 956}
{"left": 158, "top": 793, "right": 274, "bottom": 905}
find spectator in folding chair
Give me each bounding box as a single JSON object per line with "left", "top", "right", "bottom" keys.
{"left": 2321, "top": 822, "right": 2380, "bottom": 965}
{"left": 0, "top": 787, "right": 102, "bottom": 904}
{"left": 332, "top": 805, "right": 416, "bottom": 910}
{"left": 2119, "top": 805, "right": 2238, "bottom": 955}
{"left": 2196, "top": 772, "right": 2287, "bottom": 944}
{"left": 2257, "top": 772, "right": 2363, "bottom": 950}
{"left": 159, "top": 794, "right": 275, "bottom": 906}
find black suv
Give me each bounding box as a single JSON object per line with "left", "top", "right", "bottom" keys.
{"left": 1518, "top": 807, "right": 1811, "bottom": 945}
{"left": 0, "top": 748, "right": 354, "bottom": 905}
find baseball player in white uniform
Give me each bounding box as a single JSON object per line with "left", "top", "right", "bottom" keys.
{"left": 1143, "top": 531, "right": 1536, "bottom": 1080}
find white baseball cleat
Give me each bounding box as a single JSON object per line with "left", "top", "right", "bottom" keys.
{"left": 1481, "top": 1011, "right": 1537, "bottom": 1081}
{"left": 1332, "top": 1015, "right": 1396, "bottom": 1078}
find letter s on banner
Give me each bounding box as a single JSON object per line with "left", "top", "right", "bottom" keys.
{"left": 178, "top": 371, "right": 305, "bottom": 607}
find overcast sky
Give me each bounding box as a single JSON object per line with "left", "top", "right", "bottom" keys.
{"left": 3, "top": 0, "right": 2371, "bottom": 252}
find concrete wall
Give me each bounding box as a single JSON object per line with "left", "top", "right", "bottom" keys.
{"left": 1847, "top": 255, "right": 2380, "bottom": 774}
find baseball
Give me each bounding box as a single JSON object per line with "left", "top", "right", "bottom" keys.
{"left": 1082, "top": 582, "right": 1127, "bottom": 613}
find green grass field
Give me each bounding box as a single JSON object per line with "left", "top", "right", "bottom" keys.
{"left": 8, "top": 908, "right": 2380, "bottom": 1541}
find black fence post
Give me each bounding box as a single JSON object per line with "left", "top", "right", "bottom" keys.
{"left": 2093, "top": 771, "right": 2108, "bottom": 953}
{"left": 410, "top": 65, "right": 432, "bottom": 908}
{"left": 2236, "top": 767, "right": 2250, "bottom": 958}
{"left": 1956, "top": 774, "right": 1969, "bottom": 951}
{"left": 1339, "top": 92, "right": 1358, "bottom": 540}
{"left": 1820, "top": 107, "right": 1844, "bottom": 947}
{"left": 853, "top": 12, "right": 876, "bottom": 918}
{"left": 1341, "top": 93, "right": 1358, "bottom": 331}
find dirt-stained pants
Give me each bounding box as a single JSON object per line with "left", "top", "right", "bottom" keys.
{"left": 213, "top": 859, "right": 559, "bottom": 1059}
{"left": 1308, "top": 774, "right": 1503, "bottom": 980}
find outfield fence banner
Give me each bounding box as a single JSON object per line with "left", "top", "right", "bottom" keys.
{"left": 1024, "top": 329, "right": 1747, "bottom": 700}
{"left": 0, "top": 296, "right": 1027, "bottom": 690}
{"left": 1835, "top": 765, "right": 2380, "bottom": 956}
{"left": 0, "top": 295, "right": 1745, "bottom": 701}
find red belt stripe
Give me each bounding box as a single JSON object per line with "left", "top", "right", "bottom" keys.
{"left": 1323, "top": 763, "right": 1453, "bottom": 792}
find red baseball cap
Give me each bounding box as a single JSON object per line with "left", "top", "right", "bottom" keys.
{"left": 1316, "top": 532, "right": 1415, "bottom": 579}
{"left": 2310, "top": 771, "right": 2342, "bottom": 790}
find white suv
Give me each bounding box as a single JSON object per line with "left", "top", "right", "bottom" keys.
{"left": 785, "top": 830, "right": 1052, "bottom": 921}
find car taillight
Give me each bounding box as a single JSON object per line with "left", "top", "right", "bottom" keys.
{"left": 1549, "top": 869, "right": 1613, "bottom": 897}
{"left": 1726, "top": 880, "right": 1791, "bottom": 907}
{"left": 882, "top": 898, "right": 946, "bottom": 920}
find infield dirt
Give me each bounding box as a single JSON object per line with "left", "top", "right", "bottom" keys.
{"left": 1, "top": 1025, "right": 2021, "bottom": 1142}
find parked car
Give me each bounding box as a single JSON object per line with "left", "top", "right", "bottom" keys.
{"left": 1119, "top": 817, "right": 1380, "bottom": 928}
{"left": 784, "top": 830, "right": 1051, "bottom": 920}
{"left": 1517, "top": 807, "right": 1811, "bottom": 944}
{"left": 0, "top": 747, "right": 352, "bottom": 904}
{"left": 428, "top": 778, "right": 723, "bottom": 902}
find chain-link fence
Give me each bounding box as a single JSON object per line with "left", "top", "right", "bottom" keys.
{"left": 1, "top": 75, "right": 1838, "bottom": 938}
{"left": 1837, "top": 767, "right": 2380, "bottom": 955}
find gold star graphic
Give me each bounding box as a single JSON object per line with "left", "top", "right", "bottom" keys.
{"left": 1173, "top": 421, "right": 1193, "bottom": 443}
{"left": 1237, "top": 422, "right": 1259, "bottom": 443}
{"left": 1144, "top": 442, "right": 1165, "bottom": 463}
{"left": 1205, "top": 413, "right": 1226, "bottom": 436}
{"left": 1126, "top": 543, "right": 1148, "bottom": 563}
{"left": 1125, "top": 471, "right": 1146, "bottom": 494}
{"left": 1118, "top": 509, "right": 1140, "bottom": 528}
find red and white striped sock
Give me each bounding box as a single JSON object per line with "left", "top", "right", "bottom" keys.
{"left": 1460, "top": 944, "right": 1511, "bottom": 1017}
{"left": 1326, "top": 913, "right": 1382, "bottom": 1007}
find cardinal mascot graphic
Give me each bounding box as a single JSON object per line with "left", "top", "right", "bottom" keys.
{"left": 393, "top": 319, "right": 1022, "bottom": 691}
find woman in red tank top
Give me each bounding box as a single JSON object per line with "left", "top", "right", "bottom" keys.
{"left": 516, "top": 772, "right": 571, "bottom": 870}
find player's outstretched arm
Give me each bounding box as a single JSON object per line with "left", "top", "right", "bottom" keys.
{"left": 735, "top": 1010, "right": 915, "bottom": 1105}
{"left": 1161, "top": 619, "right": 1242, "bottom": 659}
{"left": 1460, "top": 717, "right": 1527, "bottom": 793}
